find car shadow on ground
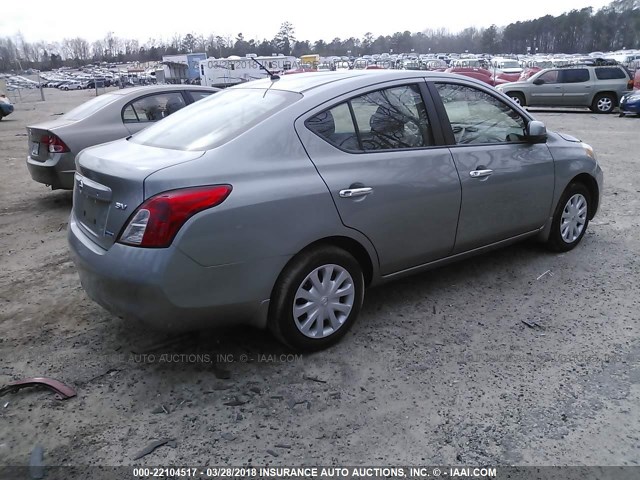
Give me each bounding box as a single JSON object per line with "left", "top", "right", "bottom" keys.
{"left": 35, "top": 190, "right": 72, "bottom": 211}
{"left": 108, "top": 238, "right": 549, "bottom": 376}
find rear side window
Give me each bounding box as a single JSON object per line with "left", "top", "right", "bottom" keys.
{"left": 189, "top": 91, "right": 216, "bottom": 102}
{"left": 595, "top": 67, "right": 627, "bottom": 80}
{"left": 306, "top": 84, "right": 433, "bottom": 152}
{"left": 132, "top": 89, "right": 301, "bottom": 151}
{"left": 306, "top": 103, "right": 360, "bottom": 151}
{"left": 561, "top": 69, "right": 590, "bottom": 83}
{"left": 123, "top": 92, "right": 186, "bottom": 123}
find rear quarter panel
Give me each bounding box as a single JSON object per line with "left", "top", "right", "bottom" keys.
{"left": 143, "top": 110, "right": 380, "bottom": 275}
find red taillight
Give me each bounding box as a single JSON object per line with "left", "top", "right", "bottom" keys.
{"left": 628, "top": 79, "right": 634, "bottom": 90}
{"left": 118, "top": 185, "right": 232, "bottom": 248}
{"left": 40, "top": 134, "right": 69, "bottom": 153}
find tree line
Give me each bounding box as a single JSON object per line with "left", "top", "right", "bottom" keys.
{"left": 1, "top": 0, "right": 639, "bottom": 72}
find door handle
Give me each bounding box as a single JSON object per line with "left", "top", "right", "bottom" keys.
{"left": 469, "top": 169, "right": 493, "bottom": 178}
{"left": 339, "top": 187, "right": 373, "bottom": 198}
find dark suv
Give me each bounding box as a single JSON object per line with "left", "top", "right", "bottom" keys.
{"left": 497, "top": 65, "right": 633, "bottom": 113}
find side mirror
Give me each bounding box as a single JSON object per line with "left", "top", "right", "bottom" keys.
{"left": 532, "top": 78, "right": 545, "bottom": 85}
{"left": 526, "top": 120, "right": 547, "bottom": 143}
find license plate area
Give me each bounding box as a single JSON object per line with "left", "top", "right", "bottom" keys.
{"left": 78, "top": 192, "right": 109, "bottom": 236}
{"left": 30, "top": 141, "right": 40, "bottom": 157}
{"left": 73, "top": 173, "right": 113, "bottom": 238}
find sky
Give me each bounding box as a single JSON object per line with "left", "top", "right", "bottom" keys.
{"left": 1, "top": 0, "right": 614, "bottom": 44}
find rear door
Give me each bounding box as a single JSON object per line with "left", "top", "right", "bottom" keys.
{"left": 296, "top": 81, "right": 462, "bottom": 275}
{"left": 559, "top": 68, "right": 592, "bottom": 106}
{"left": 430, "top": 80, "right": 555, "bottom": 253}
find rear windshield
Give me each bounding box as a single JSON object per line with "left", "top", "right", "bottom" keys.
{"left": 131, "top": 88, "right": 302, "bottom": 151}
{"left": 63, "top": 93, "right": 119, "bottom": 120}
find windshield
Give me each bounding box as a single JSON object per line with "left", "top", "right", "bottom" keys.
{"left": 131, "top": 88, "right": 302, "bottom": 151}
{"left": 63, "top": 93, "right": 119, "bottom": 121}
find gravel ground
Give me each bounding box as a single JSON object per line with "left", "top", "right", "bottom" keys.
{"left": 0, "top": 88, "right": 639, "bottom": 468}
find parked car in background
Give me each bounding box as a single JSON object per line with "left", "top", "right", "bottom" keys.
{"left": 445, "top": 67, "right": 511, "bottom": 86}
{"left": 497, "top": 65, "right": 633, "bottom": 113}
{"left": 60, "top": 81, "right": 83, "bottom": 91}
{"left": 519, "top": 60, "right": 554, "bottom": 80}
{"left": 0, "top": 94, "right": 14, "bottom": 120}
{"left": 67, "top": 70, "right": 602, "bottom": 351}
{"left": 26, "top": 85, "right": 220, "bottom": 190}
{"left": 619, "top": 90, "right": 640, "bottom": 116}
{"left": 489, "top": 57, "right": 523, "bottom": 82}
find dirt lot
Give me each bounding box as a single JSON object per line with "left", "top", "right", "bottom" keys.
{"left": 0, "top": 88, "right": 639, "bottom": 468}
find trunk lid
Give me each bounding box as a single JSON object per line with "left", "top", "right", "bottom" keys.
{"left": 74, "top": 138, "right": 205, "bottom": 250}
{"left": 27, "top": 120, "right": 77, "bottom": 161}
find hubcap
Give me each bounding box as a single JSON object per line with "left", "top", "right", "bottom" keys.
{"left": 510, "top": 96, "right": 521, "bottom": 105}
{"left": 598, "top": 98, "right": 612, "bottom": 112}
{"left": 293, "top": 264, "right": 355, "bottom": 339}
{"left": 560, "top": 193, "right": 587, "bottom": 243}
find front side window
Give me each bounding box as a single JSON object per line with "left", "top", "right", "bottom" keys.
{"left": 435, "top": 83, "right": 526, "bottom": 145}
{"left": 537, "top": 70, "right": 559, "bottom": 84}
{"left": 561, "top": 69, "right": 590, "bottom": 83}
{"left": 306, "top": 84, "right": 433, "bottom": 152}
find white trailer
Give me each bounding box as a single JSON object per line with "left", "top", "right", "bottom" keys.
{"left": 199, "top": 55, "right": 299, "bottom": 87}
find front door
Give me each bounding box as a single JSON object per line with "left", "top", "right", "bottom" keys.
{"left": 432, "top": 81, "right": 555, "bottom": 253}
{"left": 529, "top": 69, "right": 563, "bottom": 106}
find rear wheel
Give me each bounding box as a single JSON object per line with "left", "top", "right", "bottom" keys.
{"left": 268, "top": 245, "right": 364, "bottom": 351}
{"left": 508, "top": 92, "right": 525, "bottom": 107}
{"left": 546, "top": 183, "right": 591, "bottom": 252}
{"left": 591, "top": 93, "right": 616, "bottom": 114}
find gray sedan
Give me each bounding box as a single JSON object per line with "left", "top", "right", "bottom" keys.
{"left": 26, "top": 85, "right": 220, "bottom": 190}
{"left": 68, "top": 71, "right": 603, "bottom": 351}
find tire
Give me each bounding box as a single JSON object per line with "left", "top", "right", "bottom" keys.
{"left": 591, "top": 93, "right": 615, "bottom": 114}
{"left": 546, "top": 182, "right": 591, "bottom": 252}
{"left": 508, "top": 92, "right": 526, "bottom": 107}
{"left": 268, "top": 245, "right": 365, "bottom": 351}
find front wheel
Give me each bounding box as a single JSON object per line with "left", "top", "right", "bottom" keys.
{"left": 508, "top": 92, "right": 525, "bottom": 107}
{"left": 546, "top": 183, "right": 591, "bottom": 252}
{"left": 268, "top": 245, "right": 364, "bottom": 351}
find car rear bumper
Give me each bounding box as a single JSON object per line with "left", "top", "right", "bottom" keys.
{"left": 67, "top": 213, "right": 276, "bottom": 332}
{"left": 0, "top": 104, "right": 14, "bottom": 116}
{"left": 26, "top": 152, "right": 75, "bottom": 189}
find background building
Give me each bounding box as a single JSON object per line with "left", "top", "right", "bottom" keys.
{"left": 161, "top": 53, "right": 207, "bottom": 83}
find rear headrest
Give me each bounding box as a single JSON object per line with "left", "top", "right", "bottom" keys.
{"left": 370, "top": 106, "right": 405, "bottom": 133}
{"left": 308, "top": 110, "right": 335, "bottom": 137}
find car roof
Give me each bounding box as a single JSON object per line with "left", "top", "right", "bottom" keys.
{"left": 108, "top": 84, "right": 219, "bottom": 97}
{"left": 233, "top": 70, "right": 450, "bottom": 95}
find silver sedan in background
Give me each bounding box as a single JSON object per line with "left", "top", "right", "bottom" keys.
{"left": 26, "top": 85, "right": 220, "bottom": 190}
{"left": 67, "top": 71, "right": 603, "bottom": 351}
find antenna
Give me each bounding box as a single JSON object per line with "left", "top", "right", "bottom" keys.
{"left": 251, "top": 57, "right": 280, "bottom": 81}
